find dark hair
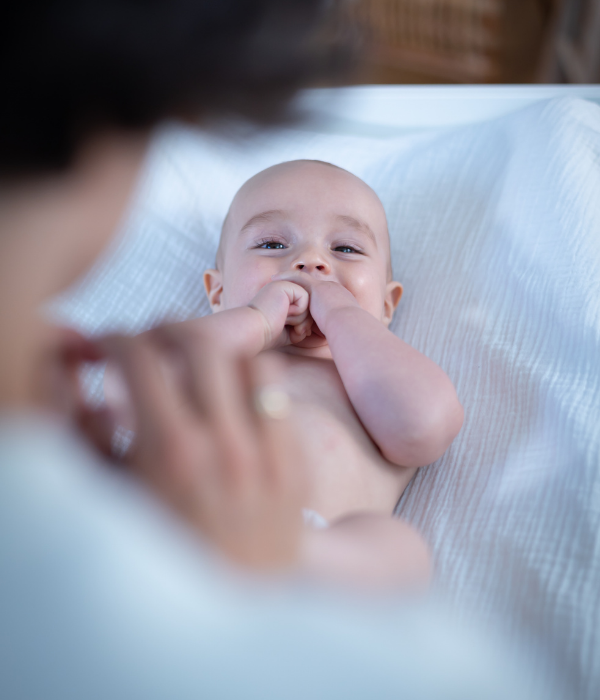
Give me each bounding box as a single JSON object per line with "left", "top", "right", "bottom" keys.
{"left": 0, "top": 0, "right": 356, "bottom": 176}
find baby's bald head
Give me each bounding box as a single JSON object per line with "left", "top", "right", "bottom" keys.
{"left": 217, "top": 160, "right": 393, "bottom": 281}
{"left": 204, "top": 159, "right": 402, "bottom": 334}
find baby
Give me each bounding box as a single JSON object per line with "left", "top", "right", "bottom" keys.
{"left": 107, "top": 160, "right": 464, "bottom": 588}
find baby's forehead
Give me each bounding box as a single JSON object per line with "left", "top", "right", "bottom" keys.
{"left": 228, "top": 160, "right": 387, "bottom": 233}
{"left": 218, "top": 161, "right": 392, "bottom": 278}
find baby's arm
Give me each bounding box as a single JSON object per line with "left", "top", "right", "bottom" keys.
{"left": 301, "top": 512, "right": 431, "bottom": 591}
{"left": 277, "top": 274, "right": 464, "bottom": 468}
{"left": 327, "top": 305, "right": 463, "bottom": 467}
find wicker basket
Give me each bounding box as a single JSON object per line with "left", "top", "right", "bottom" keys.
{"left": 352, "top": 0, "right": 542, "bottom": 82}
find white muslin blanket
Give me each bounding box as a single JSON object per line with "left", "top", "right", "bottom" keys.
{"left": 55, "top": 96, "right": 600, "bottom": 699}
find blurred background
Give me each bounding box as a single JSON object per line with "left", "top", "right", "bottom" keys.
{"left": 339, "top": 0, "right": 599, "bottom": 84}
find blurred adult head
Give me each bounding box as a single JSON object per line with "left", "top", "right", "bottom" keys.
{"left": 1, "top": 0, "right": 353, "bottom": 177}
{"left": 0, "top": 0, "right": 355, "bottom": 409}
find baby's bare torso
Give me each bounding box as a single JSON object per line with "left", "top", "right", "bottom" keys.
{"left": 279, "top": 353, "right": 416, "bottom": 522}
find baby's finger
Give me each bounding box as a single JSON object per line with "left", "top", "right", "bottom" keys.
{"left": 271, "top": 270, "right": 313, "bottom": 290}
{"left": 288, "top": 323, "right": 312, "bottom": 346}
{"left": 284, "top": 308, "right": 309, "bottom": 326}
{"left": 284, "top": 282, "right": 310, "bottom": 315}
{"left": 294, "top": 316, "right": 314, "bottom": 337}
{"left": 288, "top": 326, "right": 306, "bottom": 345}
{"left": 268, "top": 277, "right": 310, "bottom": 311}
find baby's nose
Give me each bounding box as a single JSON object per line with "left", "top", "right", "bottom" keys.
{"left": 294, "top": 260, "right": 327, "bottom": 272}
{"left": 292, "top": 252, "right": 330, "bottom": 274}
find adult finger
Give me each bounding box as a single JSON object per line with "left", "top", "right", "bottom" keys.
{"left": 76, "top": 405, "right": 115, "bottom": 461}
{"left": 98, "top": 334, "right": 188, "bottom": 470}
{"left": 157, "top": 326, "right": 263, "bottom": 493}
{"left": 249, "top": 353, "right": 307, "bottom": 564}
{"left": 250, "top": 352, "right": 307, "bottom": 498}
{"left": 39, "top": 324, "right": 103, "bottom": 416}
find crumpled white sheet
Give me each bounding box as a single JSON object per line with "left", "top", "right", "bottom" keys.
{"left": 54, "top": 96, "right": 600, "bottom": 699}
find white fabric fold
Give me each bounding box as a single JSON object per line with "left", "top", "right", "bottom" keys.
{"left": 53, "top": 95, "right": 600, "bottom": 699}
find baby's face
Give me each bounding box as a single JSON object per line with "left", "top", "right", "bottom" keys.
{"left": 207, "top": 160, "right": 400, "bottom": 334}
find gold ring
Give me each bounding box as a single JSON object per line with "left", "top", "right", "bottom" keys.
{"left": 254, "top": 385, "right": 291, "bottom": 419}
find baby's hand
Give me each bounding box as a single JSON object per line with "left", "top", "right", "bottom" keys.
{"left": 271, "top": 272, "right": 360, "bottom": 336}
{"left": 248, "top": 280, "right": 312, "bottom": 349}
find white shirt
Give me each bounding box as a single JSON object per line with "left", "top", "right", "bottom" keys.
{"left": 0, "top": 414, "right": 535, "bottom": 700}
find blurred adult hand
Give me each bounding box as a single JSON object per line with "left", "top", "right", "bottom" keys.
{"left": 40, "top": 325, "right": 114, "bottom": 457}
{"left": 98, "top": 326, "right": 307, "bottom": 571}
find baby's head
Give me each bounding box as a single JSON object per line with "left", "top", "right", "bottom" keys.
{"left": 204, "top": 160, "right": 402, "bottom": 337}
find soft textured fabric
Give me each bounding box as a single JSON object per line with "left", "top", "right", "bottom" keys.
{"left": 54, "top": 95, "right": 600, "bottom": 699}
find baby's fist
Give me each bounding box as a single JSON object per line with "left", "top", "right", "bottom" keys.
{"left": 248, "top": 280, "right": 311, "bottom": 349}
{"left": 271, "top": 272, "right": 359, "bottom": 333}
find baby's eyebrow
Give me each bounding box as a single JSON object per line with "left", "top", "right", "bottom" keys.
{"left": 240, "top": 209, "right": 286, "bottom": 232}
{"left": 335, "top": 215, "right": 378, "bottom": 247}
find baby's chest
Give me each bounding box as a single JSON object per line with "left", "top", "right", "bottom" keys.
{"left": 280, "top": 356, "right": 379, "bottom": 459}
{"left": 279, "top": 354, "right": 406, "bottom": 518}
{"left": 282, "top": 356, "right": 353, "bottom": 421}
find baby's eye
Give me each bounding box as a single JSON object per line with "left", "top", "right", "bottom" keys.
{"left": 333, "top": 245, "right": 359, "bottom": 254}
{"left": 256, "top": 239, "right": 287, "bottom": 250}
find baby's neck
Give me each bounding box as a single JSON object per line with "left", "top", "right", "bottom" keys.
{"left": 278, "top": 345, "right": 333, "bottom": 360}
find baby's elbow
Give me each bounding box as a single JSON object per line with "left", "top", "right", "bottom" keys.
{"left": 384, "top": 394, "right": 464, "bottom": 469}
{"left": 437, "top": 392, "right": 464, "bottom": 450}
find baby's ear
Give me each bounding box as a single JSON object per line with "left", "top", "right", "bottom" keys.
{"left": 383, "top": 281, "right": 403, "bottom": 326}
{"left": 203, "top": 269, "right": 224, "bottom": 312}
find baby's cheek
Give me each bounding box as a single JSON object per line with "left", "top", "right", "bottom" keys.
{"left": 344, "top": 276, "right": 385, "bottom": 316}
{"left": 222, "top": 269, "right": 270, "bottom": 309}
